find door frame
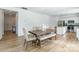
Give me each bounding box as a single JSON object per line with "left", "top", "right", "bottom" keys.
{"left": 3, "top": 9, "right": 18, "bottom": 36}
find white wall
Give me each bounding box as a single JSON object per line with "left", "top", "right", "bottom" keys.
{"left": 18, "top": 9, "right": 51, "bottom": 36}
{"left": 0, "top": 8, "right": 51, "bottom": 36}
{"left": 0, "top": 10, "right": 4, "bottom": 40}
{"left": 49, "top": 16, "right": 59, "bottom": 27}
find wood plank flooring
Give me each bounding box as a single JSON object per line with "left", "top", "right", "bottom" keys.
{"left": 1, "top": 31, "right": 79, "bottom": 52}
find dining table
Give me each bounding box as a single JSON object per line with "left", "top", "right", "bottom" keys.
{"left": 29, "top": 28, "right": 57, "bottom": 46}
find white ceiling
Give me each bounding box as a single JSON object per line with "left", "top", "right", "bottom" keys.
{"left": 28, "top": 7, "right": 79, "bottom": 16}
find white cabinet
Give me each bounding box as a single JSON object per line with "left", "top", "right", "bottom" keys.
{"left": 74, "top": 27, "right": 77, "bottom": 32}
{"left": 63, "top": 27, "right": 67, "bottom": 35}
{"left": 76, "top": 28, "right": 79, "bottom": 40}
{"left": 57, "top": 27, "right": 67, "bottom": 35}
{"left": 57, "top": 27, "right": 62, "bottom": 35}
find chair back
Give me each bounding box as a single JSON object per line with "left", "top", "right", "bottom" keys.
{"left": 32, "top": 26, "right": 41, "bottom": 30}
{"left": 23, "top": 27, "right": 29, "bottom": 41}
{"left": 42, "top": 24, "right": 47, "bottom": 31}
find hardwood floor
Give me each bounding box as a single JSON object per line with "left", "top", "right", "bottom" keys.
{"left": 1, "top": 31, "right": 79, "bottom": 52}
{"left": 66, "top": 32, "right": 76, "bottom": 41}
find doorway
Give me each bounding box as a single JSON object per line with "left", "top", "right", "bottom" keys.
{"left": 3, "top": 10, "right": 18, "bottom": 40}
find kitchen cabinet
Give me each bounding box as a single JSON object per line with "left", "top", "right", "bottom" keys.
{"left": 57, "top": 27, "right": 67, "bottom": 35}
{"left": 76, "top": 28, "right": 79, "bottom": 40}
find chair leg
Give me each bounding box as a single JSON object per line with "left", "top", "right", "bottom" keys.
{"left": 32, "top": 40, "right": 37, "bottom": 47}
{"left": 23, "top": 39, "right": 26, "bottom": 46}
{"left": 25, "top": 42, "right": 28, "bottom": 49}
{"left": 23, "top": 39, "right": 28, "bottom": 49}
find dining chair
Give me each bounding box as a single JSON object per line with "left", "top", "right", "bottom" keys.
{"left": 42, "top": 24, "right": 47, "bottom": 31}
{"left": 23, "top": 27, "right": 36, "bottom": 49}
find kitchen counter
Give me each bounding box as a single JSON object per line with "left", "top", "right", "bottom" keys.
{"left": 57, "top": 26, "right": 79, "bottom": 40}
{"left": 76, "top": 28, "right": 79, "bottom": 40}
{"left": 57, "top": 26, "right": 67, "bottom": 35}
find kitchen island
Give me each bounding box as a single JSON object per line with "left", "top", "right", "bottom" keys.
{"left": 57, "top": 26, "right": 79, "bottom": 40}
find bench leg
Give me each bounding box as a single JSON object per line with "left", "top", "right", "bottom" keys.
{"left": 36, "top": 39, "right": 41, "bottom": 48}
{"left": 32, "top": 40, "right": 37, "bottom": 47}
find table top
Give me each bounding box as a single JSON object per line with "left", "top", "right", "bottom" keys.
{"left": 29, "top": 28, "right": 55, "bottom": 36}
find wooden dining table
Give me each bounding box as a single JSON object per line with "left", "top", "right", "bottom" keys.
{"left": 29, "top": 28, "right": 56, "bottom": 46}
{"left": 29, "top": 29, "right": 54, "bottom": 36}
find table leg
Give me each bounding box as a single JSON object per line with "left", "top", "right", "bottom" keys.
{"left": 55, "top": 35, "right": 56, "bottom": 40}
{"left": 36, "top": 39, "right": 41, "bottom": 48}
